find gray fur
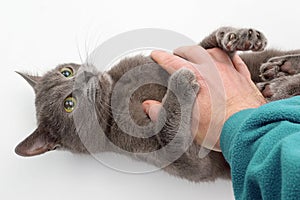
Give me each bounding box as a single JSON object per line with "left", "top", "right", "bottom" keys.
{"left": 15, "top": 26, "right": 300, "bottom": 182}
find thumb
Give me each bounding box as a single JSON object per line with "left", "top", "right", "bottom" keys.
{"left": 142, "top": 100, "right": 162, "bottom": 122}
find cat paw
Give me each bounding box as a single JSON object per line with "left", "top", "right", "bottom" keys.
{"left": 260, "top": 55, "right": 300, "bottom": 81}
{"left": 216, "top": 27, "right": 267, "bottom": 52}
{"left": 256, "top": 74, "right": 300, "bottom": 101}
{"left": 168, "top": 68, "right": 200, "bottom": 104}
{"left": 256, "top": 81, "right": 277, "bottom": 100}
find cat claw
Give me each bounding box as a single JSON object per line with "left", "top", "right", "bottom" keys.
{"left": 229, "top": 33, "right": 236, "bottom": 41}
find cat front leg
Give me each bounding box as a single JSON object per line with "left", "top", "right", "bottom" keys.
{"left": 155, "top": 68, "right": 199, "bottom": 161}
{"left": 260, "top": 54, "right": 300, "bottom": 81}
{"left": 200, "top": 27, "right": 267, "bottom": 55}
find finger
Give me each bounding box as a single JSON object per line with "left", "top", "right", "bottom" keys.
{"left": 173, "top": 46, "right": 213, "bottom": 64}
{"left": 151, "top": 50, "right": 193, "bottom": 74}
{"left": 232, "top": 54, "right": 251, "bottom": 79}
{"left": 151, "top": 50, "right": 205, "bottom": 83}
{"left": 142, "top": 100, "right": 162, "bottom": 122}
{"left": 173, "top": 46, "right": 223, "bottom": 85}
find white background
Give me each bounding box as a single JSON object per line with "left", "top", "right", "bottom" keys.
{"left": 1, "top": 0, "right": 300, "bottom": 199}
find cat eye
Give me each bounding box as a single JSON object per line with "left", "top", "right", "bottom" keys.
{"left": 60, "top": 67, "right": 74, "bottom": 78}
{"left": 64, "top": 97, "right": 76, "bottom": 113}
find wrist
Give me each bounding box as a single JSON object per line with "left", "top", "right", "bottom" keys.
{"left": 225, "top": 98, "right": 266, "bottom": 122}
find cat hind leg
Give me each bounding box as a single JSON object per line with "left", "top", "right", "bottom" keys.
{"left": 260, "top": 54, "right": 300, "bottom": 81}
{"left": 257, "top": 73, "right": 300, "bottom": 101}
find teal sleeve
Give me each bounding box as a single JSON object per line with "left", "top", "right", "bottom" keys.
{"left": 220, "top": 96, "right": 300, "bottom": 200}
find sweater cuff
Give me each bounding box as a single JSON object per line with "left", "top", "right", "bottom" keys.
{"left": 220, "top": 108, "right": 255, "bottom": 162}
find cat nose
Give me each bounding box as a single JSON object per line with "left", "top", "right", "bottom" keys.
{"left": 75, "top": 70, "right": 96, "bottom": 85}
{"left": 83, "top": 71, "right": 95, "bottom": 82}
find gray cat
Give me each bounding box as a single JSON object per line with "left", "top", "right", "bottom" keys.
{"left": 15, "top": 27, "right": 300, "bottom": 182}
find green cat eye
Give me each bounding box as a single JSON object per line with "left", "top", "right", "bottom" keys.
{"left": 64, "top": 97, "right": 76, "bottom": 113}
{"left": 60, "top": 67, "right": 73, "bottom": 78}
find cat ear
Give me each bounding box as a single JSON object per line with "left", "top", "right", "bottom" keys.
{"left": 16, "top": 71, "right": 41, "bottom": 92}
{"left": 15, "top": 126, "right": 59, "bottom": 157}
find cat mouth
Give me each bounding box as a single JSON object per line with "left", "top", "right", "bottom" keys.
{"left": 85, "top": 76, "right": 99, "bottom": 102}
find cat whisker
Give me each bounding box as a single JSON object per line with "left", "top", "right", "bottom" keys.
{"left": 76, "top": 38, "right": 85, "bottom": 66}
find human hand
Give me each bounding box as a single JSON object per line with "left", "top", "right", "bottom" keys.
{"left": 143, "top": 46, "right": 266, "bottom": 151}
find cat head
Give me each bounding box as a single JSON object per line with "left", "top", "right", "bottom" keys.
{"left": 15, "top": 63, "right": 112, "bottom": 157}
